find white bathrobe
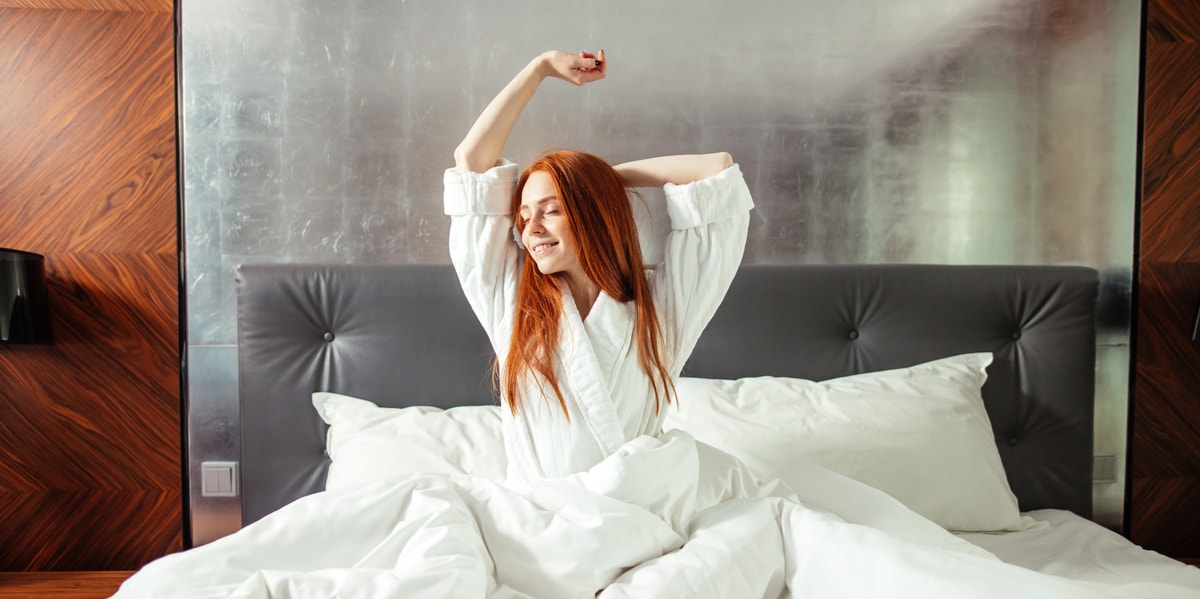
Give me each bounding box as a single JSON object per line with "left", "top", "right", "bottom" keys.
{"left": 443, "top": 160, "right": 754, "bottom": 483}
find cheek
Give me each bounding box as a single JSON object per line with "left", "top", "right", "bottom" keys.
{"left": 558, "top": 228, "right": 577, "bottom": 252}
{"left": 550, "top": 220, "right": 572, "bottom": 243}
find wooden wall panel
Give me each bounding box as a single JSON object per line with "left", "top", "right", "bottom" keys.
{"left": 0, "top": 9, "right": 176, "bottom": 253}
{"left": 0, "top": 0, "right": 170, "bottom": 12}
{"left": 0, "top": 254, "right": 179, "bottom": 490}
{"left": 1133, "top": 0, "right": 1200, "bottom": 561}
{"left": 1140, "top": 42, "right": 1200, "bottom": 264}
{"left": 1148, "top": 0, "right": 1200, "bottom": 44}
{"left": 1133, "top": 263, "right": 1200, "bottom": 470}
{"left": 0, "top": 491, "right": 180, "bottom": 570}
{"left": 0, "top": 6, "right": 180, "bottom": 571}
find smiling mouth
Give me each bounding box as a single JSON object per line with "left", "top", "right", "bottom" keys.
{"left": 531, "top": 241, "right": 558, "bottom": 256}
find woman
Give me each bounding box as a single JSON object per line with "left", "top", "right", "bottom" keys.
{"left": 444, "top": 49, "right": 754, "bottom": 483}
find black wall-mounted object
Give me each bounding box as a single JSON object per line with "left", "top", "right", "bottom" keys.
{"left": 0, "top": 248, "right": 53, "bottom": 345}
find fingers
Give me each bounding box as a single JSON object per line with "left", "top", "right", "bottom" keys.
{"left": 544, "top": 49, "right": 605, "bottom": 86}
{"left": 572, "top": 49, "right": 605, "bottom": 83}
{"left": 575, "top": 51, "right": 602, "bottom": 70}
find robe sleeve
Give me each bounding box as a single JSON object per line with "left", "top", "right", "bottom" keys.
{"left": 444, "top": 160, "right": 522, "bottom": 353}
{"left": 649, "top": 163, "right": 754, "bottom": 373}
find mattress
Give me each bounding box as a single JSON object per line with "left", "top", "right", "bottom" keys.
{"left": 959, "top": 509, "right": 1200, "bottom": 591}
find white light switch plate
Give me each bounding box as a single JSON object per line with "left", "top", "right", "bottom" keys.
{"left": 201, "top": 461, "right": 239, "bottom": 497}
{"left": 1093, "top": 454, "right": 1118, "bottom": 483}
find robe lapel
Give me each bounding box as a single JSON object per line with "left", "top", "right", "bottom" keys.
{"left": 559, "top": 284, "right": 627, "bottom": 455}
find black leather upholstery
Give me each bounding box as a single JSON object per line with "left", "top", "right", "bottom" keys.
{"left": 236, "top": 264, "right": 496, "bottom": 525}
{"left": 236, "top": 263, "right": 1097, "bottom": 525}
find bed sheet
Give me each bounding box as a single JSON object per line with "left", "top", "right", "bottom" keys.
{"left": 959, "top": 509, "right": 1200, "bottom": 591}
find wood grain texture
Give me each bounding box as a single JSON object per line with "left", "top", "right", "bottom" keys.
{"left": 0, "top": 571, "right": 133, "bottom": 599}
{"left": 1131, "top": 263, "right": 1200, "bottom": 558}
{"left": 0, "top": 6, "right": 180, "bottom": 571}
{"left": 0, "top": 0, "right": 169, "bottom": 12}
{"left": 0, "top": 8, "right": 177, "bottom": 254}
{"left": 0, "top": 492, "right": 182, "bottom": 571}
{"left": 1131, "top": 478, "right": 1200, "bottom": 558}
{"left": 1148, "top": 0, "right": 1200, "bottom": 43}
{"left": 1140, "top": 42, "right": 1200, "bottom": 264}
{"left": 1132, "top": 262, "right": 1200, "bottom": 478}
{"left": 0, "top": 254, "right": 180, "bottom": 492}
{"left": 1133, "top": 0, "right": 1200, "bottom": 562}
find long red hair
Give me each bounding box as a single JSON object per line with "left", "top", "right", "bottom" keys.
{"left": 503, "top": 150, "right": 674, "bottom": 418}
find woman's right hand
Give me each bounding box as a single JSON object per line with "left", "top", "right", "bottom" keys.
{"left": 537, "top": 49, "right": 607, "bottom": 86}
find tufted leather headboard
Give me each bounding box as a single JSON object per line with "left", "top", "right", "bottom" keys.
{"left": 236, "top": 263, "right": 1098, "bottom": 525}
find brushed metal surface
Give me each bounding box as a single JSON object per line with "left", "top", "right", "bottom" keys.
{"left": 184, "top": 345, "right": 242, "bottom": 546}
{"left": 180, "top": 0, "right": 1141, "bottom": 542}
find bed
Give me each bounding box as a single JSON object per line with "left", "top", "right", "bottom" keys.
{"left": 122, "top": 263, "right": 1200, "bottom": 597}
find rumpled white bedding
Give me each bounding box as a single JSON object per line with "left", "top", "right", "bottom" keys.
{"left": 115, "top": 431, "right": 1200, "bottom": 598}
{"left": 960, "top": 509, "right": 1200, "bottom": 591}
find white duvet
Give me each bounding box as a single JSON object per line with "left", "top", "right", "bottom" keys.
{"left": 116, "top": 431, "right": 1199, "bottom": 599}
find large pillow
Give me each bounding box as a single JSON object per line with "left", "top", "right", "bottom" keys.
{"left": 312, "top": 392, "right": 507, "bottom": 491}
{"left": 664, "top": 353, "right": 1040, "bottom": 532}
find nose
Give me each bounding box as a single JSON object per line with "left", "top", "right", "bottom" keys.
{"left": 525, "top": 213, "right": 545, "bottom": 233}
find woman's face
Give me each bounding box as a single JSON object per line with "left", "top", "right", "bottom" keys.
{"left": 518, "top": 170, "right": 584, "bottom": 280}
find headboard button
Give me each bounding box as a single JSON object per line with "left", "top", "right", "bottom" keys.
{"left": 1012, "top": 330, "right": 1022, "bottom": 340}
{"left": 1008, "top": 436, "right": 1019, "bottom": 446}
{"left": 848, "top": 330, "right": 859, "bottom": 340}
{"left": 323, "top": 332, "right": 335, "bottom": 342}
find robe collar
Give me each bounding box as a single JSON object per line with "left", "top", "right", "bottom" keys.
{"left": 559, "top": 282, "right": 628, "bottom": 455}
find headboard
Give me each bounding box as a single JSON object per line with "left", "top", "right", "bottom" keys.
{"left": 236, "top": 263, "right": 1098, "bottom": 525}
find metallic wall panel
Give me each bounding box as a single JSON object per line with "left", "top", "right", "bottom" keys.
{"left": 185, "top": 345, "right": 242, "bottom": 545}
{"left": 180, "top": 0, "right": 1141, "bottom": 543}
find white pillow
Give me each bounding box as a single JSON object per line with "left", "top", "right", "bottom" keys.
{"left": 664, "top": 353, "right": 1038, "bottom": 532}
{"left": 312, "top": 392, "right": 507, "bottom": 491}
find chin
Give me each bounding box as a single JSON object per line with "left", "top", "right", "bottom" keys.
{"left": 531, "top": 259, "right": 560, "bottom": 275}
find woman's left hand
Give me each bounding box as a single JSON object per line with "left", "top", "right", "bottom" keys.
{"left": 538, "top": 49, "right": 607, "bottom": 86}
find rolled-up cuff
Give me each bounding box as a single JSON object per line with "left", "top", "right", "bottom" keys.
{"left": 443, "top": 160, "right": 520, "bottom": 216}
{"left": 663, "top": 163, "right": 755, "bottom": 230}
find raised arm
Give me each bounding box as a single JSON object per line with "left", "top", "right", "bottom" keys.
{"left": 640, "top": 156, "right": 753, "bottom": 374}
{"left": 612, "top": 152, "right": 734, "bottom": 188}
{"left": 453, "top": 50, "right": 606, "bottom": 173}
{"left": 447, "top": 50, "right": 605, "bottom": 350}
